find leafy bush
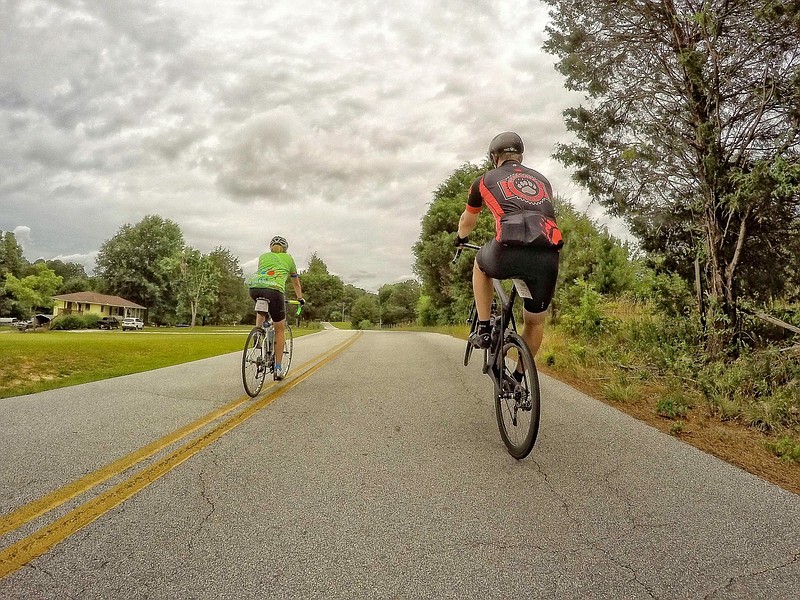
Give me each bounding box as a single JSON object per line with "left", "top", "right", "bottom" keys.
{"left": 416, "top": 295, "right": 438, "bottom": 327}
{"left": 357, "top": 319, "right": 373, "bottom": 330}
{"left": 656, "top": 389, "right": 694, "bottom": 419}
{"left": 557, "top": 279, "right": 618, "bottom": 337}
{"left": 697, "top": 347, "right": 800, "bottom": 431}
{"left": 51, "top": 314, "right": 100, "bottom": 330}
{"left": 627, "top": 268, "right": 694, "bottom": 317}
{"left": 765, "top": 437, "right": 800, "bottom": 463}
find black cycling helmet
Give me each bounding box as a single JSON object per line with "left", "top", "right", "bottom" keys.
{"left": 488, "top": 131, "right": 524, "bottom": 156}
{"left": 270, "top": 235, "right": 288, "bottom": 251}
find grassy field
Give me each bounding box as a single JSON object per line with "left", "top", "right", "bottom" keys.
{"left": 0, "top": 326, "right": 312, "bottom": 399}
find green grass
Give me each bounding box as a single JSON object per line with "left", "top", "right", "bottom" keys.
{"left": 0, "top": 326, "right": 314, "bottom": 399}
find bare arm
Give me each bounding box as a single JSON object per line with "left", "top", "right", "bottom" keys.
{"left": 291, "top": 276, "right": 303, "bottom": 301}
{"left": 457, "top": 209, "right": 479, "bottom": 239}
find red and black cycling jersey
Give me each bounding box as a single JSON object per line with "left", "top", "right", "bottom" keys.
{"left": 467, "top": 161, "right": 563, "bottom": 249}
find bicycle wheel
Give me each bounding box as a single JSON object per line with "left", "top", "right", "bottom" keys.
{"left": 464, "top": 302, "right": 477, "bottom": 366}
{"left": 280, "top": 324, "right": 294, "bottom": 376}
{"left": 495, "top": 332, "right": 541, "bottom": 459}
{"left": 242, "top": 327, "right": 267, "bottom": 397}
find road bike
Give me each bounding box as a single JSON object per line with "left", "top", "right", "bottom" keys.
{"left": 241, "top": 299, "right": 302, "bottom": 397}
{"left": 454, "top": 243, "right": 541, "bottom": 459}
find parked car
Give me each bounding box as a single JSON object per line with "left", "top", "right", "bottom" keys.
{"left": 97, "top": 317, "right": 120, "bottom": 330}
{"left": 122, "top": 317, "right": 144, "bottom": 331}
{"left": 15, "top": 320, "right": 31, "bottom": 331}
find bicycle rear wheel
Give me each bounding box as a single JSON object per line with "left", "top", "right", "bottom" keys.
{"left": 495, "top": 332, "right": 541, "bottom": 459}
{"left": 280, "top": 324, "right": 294, "bottom": 376}
{"left": 242, "top": 327, "right": 267, "bottom": 397}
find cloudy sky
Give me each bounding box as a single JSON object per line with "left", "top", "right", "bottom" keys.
{"left": 1, "top": 0, "right": 620, "bottom": 292}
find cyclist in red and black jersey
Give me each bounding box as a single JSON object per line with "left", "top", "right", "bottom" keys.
{"left": 456, "top": 131, "right": 563, "bottom": 359}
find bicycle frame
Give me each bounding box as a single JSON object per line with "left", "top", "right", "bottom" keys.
{"left": 483, "top": 281, "right": 519, "bottom": 391}
{"left": 454, "top": 243, "right": 519, "bottom": 383}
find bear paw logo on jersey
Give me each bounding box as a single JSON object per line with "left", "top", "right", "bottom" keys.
{"left": 498, "top": 173, "right": 548, "bottom": 205}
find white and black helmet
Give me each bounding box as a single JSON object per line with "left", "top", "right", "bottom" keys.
{"left": 270, "top": 235, "right": 288, "bottom": 250}
{"left": 488, "top": 131, "right": 524, "bottom": 156}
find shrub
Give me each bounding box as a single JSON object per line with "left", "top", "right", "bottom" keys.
{"left": 697, "top": 346, "right": 800, "bottom": 431}
{"left": 557, "top": 279, "right": 618, "bottom": 337}
{"left": 357, "top": 319, "right": 373, "bottom": 330}
{"left": 51, "top": 313, "right": 103, "bottom": 330}
{"left": 765, "top": 437, "right": 800, "bottom": 463}
{"left": 656, "top": 390, "right": 694, "bottom": 419}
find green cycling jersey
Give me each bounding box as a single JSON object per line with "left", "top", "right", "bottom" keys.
{"left": 247, "top": 252, "right": 298, "bottom": 293}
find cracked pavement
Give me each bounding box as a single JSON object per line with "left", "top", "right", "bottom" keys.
{"left": 1, "top": 329, "right": 798, "bottom": 599}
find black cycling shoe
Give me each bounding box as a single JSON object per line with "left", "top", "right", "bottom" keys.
{"left": 469, "top": 330, "right": 492, "bottom": 349}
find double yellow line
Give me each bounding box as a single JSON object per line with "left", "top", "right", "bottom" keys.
{"left": 0, "top": 331, "right": 361, "bottom": 579}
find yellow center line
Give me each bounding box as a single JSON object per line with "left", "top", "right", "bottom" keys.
{"left": 0, "top": 331, "right": 361, "bottom": 579}
{"left": 0, "top": 332, "right": 356, "bottom": 537}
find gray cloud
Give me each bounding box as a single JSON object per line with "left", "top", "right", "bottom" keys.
{"left": 0, "top": 0, "right": 626, "bottom": 292}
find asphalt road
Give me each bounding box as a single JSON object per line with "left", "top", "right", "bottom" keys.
{"left": 0, "top": 329, "right": 798, "bottom": 599}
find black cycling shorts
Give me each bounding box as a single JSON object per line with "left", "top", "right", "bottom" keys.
{"left": 476, "top": 240, "right": 560, "bottom": 313}
{"left": 249, "top": 287, "right": 286, "bottom": 322}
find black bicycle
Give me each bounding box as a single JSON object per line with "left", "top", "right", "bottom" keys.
{"left": 241, "top": 299, "right": 302, "bottom": 397}
{"left": 454, "top": 243, "right": 541, "bottom": 459}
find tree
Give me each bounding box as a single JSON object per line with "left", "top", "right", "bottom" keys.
{"left": 543, "top": 0, "right": 800, "bottom": 349}
{"left": 176, "top": 248, "right": 218, "bottom": 327}
{"left": 553, "top": 199, "right": 637, "bottom": 298}
{"left": 413, "top": 162, "right": 494, "bottom": 324}
{"left": 337, "top": 284, "right": 369, "bottom": 322}
{"left": 350, "top": 294, "right": 379, "bottom": 329}
{"left": 0, "top": 232, "right": 28, "bottom": 316}
{"left": 95, "top": 215, "right": 184, "bottom": 324}
{"left": 378, "top": 280, "right": 421, "bottom": 325}
{"left": 299, "top": 253, "right": 345, "bottom": 321}
{"left": 3, "top": 263, "right": 62, "bottom": 317}
{"left": 0, "top": 232, "right": 27, "bottom": 278}
{"left": 40, "top": 259, "right": 95, "bottom": 295}
{"left": 208, "top": 246, "right": 250, "bottom": 325}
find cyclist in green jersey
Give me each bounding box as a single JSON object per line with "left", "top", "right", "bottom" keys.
{"left": 247, "top": 235, "right": 305, "bottom": 380}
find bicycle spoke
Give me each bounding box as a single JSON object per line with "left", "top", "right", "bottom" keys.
{"left": 495, "top": 334, "right": 540, "bottom": 459}
{"left": 241, "top": 328, "right": 267, "bottom": 397}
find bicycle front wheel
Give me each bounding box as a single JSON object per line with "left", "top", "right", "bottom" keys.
{"left": 495, "top": 332, "right": 541, "bottom": 459}
{"left": 280, "top": 324, "right": 294, "bottom": 376}
{"left": 242, "top": 327, "right": 267, "bottom": 397}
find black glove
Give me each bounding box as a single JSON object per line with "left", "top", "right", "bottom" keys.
{"left": 455, "top": 234, "right": 469, "bottom": 247}
{"left": 298, "top": 298, "right": 306, "bottom": 306}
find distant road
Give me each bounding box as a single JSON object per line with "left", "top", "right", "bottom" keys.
{"left": 1, "top": 329, "right": 798, "bottom": 599}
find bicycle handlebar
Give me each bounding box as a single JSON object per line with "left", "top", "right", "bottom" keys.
{"left": 452, "top": 242, "right": 482, "bottom": 263}
{"left": 287, "top": 300, "right": 303, "bottom": 316}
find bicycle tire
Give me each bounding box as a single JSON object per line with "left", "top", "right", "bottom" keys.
{"left": 242, "top": 327, "right": 267, "bottom": 397}
{"left": 495, "top": 332, "right": 541, "bottom": 459}
{"left": 281, "top": 324, "right": 294, "bottom": 376}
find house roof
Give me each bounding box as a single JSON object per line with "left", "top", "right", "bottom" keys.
{"left": 52, "top": 292, "right": 146, "bottom": 309}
